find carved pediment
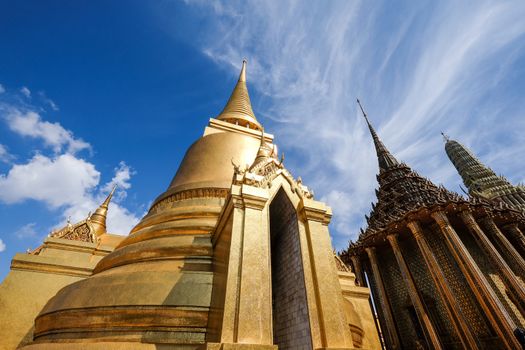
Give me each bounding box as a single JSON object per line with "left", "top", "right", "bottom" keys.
{"left": 50, "top": 219, "right": 96, "bottom": 243}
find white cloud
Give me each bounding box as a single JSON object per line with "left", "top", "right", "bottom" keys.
{"left": 177, "top": 0, "right": 525, "bottom": 249}
{"left": 14, "top": 223, "right": 37, "bottom": 239}
{"left": 5, "top": 109, "right": 90, "bottom": 154}
{"left": 0, "top": 153, "right": 100, "bottom": 207}
{"left": 102, "top": 161, "right": 135, "bottom": 200}
{"left": 0, "top": 84, "right": 5, "bottom": 94}
{"left": 0, "top": 153, "right": 141, "bottom": 235}
{"left": 0, "top": 85, "right": 142, "bottom": 237}
{"left": 0, "top": 144, "right": 13, "bottom": 163}
{"left": 0, "top": 238, "right": 5, "bottom": 252}
{"left": 20, "top": 86, "right": 31, "bottom": 98}
{"left": 0, "top": 86, "right": 141, "bottom": 237}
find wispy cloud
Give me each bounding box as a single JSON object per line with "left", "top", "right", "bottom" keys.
{"left": 14, "top": 223, "right": 37, "bottom": 240}
{"left": 172, "top": 0, "right": 525, "bottom": 249}
{"left": 38, "top": 91, "right": 59, "bottom": 111}
{"left": 20, "top": 86, "right": 31, "bottom": 98}
{"left": 0, "top": 144, "right": 13, "bottom": 163}
{"left": 0, "top": 239, "right": 5, "bottom": 252}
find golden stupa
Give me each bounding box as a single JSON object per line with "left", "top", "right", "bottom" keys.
{"left": 0, "top": 61, "right": 380, "bottom": 350}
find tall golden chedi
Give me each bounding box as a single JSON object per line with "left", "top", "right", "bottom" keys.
{"left": 342, "top": 101, "right": 525, "bottom": 349}
{"left": 5, "top": 61, "right": 381, "bottom": 350}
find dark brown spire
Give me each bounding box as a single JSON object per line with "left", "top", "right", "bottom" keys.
{"left": 353, "top": 101, "right": 464, "bottom": 238}
{"left": 357, "top": 99, "right": 399, "bottom": 171}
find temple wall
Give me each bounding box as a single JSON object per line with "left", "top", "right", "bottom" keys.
{"left": 338, "top": 270, "right": 382, "bottom": 350}
{"left": 456, "top": 222, "right": 525, "bottom": 327}
{"left": 401, "top": 236, "right": 460, "bottom": 348}
{"left": 0, "top": 235, "right": 122, "bottom": 350}
{"left": 425, "top": 224, "right": 502, "bottom": 348}
{"left": 378, "top": 246, "right": 418, "bottom": 349}
{"left": 363, "top": 260, "right": 391, "bottom": 349}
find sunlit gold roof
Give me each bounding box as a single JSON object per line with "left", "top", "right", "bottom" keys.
{"left": 216, "top": 60, "right": 262, "bottom": 131}
{"left": 153, "top": 129, "right": 262, "bottom": 206}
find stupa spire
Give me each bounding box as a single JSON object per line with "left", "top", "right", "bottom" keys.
{"left": 444, "top": 136, "right": 525, "bottom": 210}
{"left": 89, "top": 185, "right": 116, "bottom": 236}
{"left": 217, "top": 60, "right": 262, "bottom": 130}
{"left": 357, "top": 99, "right": 399, "bottom": 171}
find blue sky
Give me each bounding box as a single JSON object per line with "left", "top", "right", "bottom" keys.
{"left": 1, "top": 1, "right": 524, "bottom": 280}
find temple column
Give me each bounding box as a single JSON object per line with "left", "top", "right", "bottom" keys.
{"left": 502, "top": 223, "right": 525, "bottom": 257}
{"left": 431, "top": 210, "right": 520, "bottom": 349}
{"left": 386, "top": 234, "right": 442, "bottom": 350}
{"left": 366, "top": 246, "right": 401, "bottom": 350}
{"left": 301, "top": 198, "right": 354, "bottom": 348}
{"left": 350, "top": 255, "right": 366, "bottom": 287}
{"left": 407, "top": 220, "right": 479, "bottom": 350}
{"left": 480, "top": 215, "right": 525, "bottom": 279}
{"left": 460, "top": 210, "right": 525, "bottom": 316}
{"left": 236, "top": 189, "right": 273, "bottom": 345}
{"left": 219, "top": 194, "right": 246, "bottom": 344}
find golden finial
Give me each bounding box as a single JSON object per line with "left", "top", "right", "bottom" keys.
{"left": 102, "top": 184, "right": 117, "bottom": 208}
{"left": 217, "top": 60, "right": 262, "bottom": 130}
{"left": 239, "top": 58, "right": 247, "bottom": 82}
{"left": 89, "top": 185, "right": 117, "bottom": 236}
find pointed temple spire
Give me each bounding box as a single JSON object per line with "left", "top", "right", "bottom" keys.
{"left": 217, "top": 60, "right": 262, "bottom": 131}
{"left": 444, "top": 136, "right": 525, "bottom": 211}
{"left": 89, "top": 185, "right": 116, "bottom": 236}
{"left": 357, "top": 99, "right": 399, "bottom": 171}
{"left": 249, "top": 128, "right": 278, "bottom": 171}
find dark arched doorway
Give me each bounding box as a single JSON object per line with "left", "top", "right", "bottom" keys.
{"left": 269, "top": 188, "right": 312, "bottom": 349}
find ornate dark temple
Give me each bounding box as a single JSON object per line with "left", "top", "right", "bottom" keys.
{"left": 342, "top": 100, "right": 525, "bottom": 350}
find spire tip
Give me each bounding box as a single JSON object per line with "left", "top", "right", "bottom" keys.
{"left": 239, "top": 59, "right": 247, "bottom": 82}
{"left": 216, "top": 59, "right": 261, "bottom": 130}
{"left": 357, "top": 98, "right": 399, "bottom": 171}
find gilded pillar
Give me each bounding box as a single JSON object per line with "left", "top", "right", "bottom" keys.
{"left": 350, "top": 255, "right": 366, "bottom": 287}
{"left": 301, "top": 199, "right": 353, "bottom": 348}
{"left": 219, "top": 193, "right": 246, "bottom": 344}
{"left": 236, "top": 187, "right": 272, "bottom": 345}
{"left": 407, "top": 220, "right": 479, "bottom": 350}
{"left": 431, "top": 210, "right": 520, "bottom": 349}
{"left": 460, "top": 210, "right": 525, "bottom": 316}
{"left": 366, "top": 246, "right": 401, "bottom": 349}
{"left": 502, "top": 223, "right": 525, "bottom": 258}
{"left": 480, "top": 215, "right": 525, "bottom": 279}
{"left": 386, "top": 234, "right": 442, "bottom": 350}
